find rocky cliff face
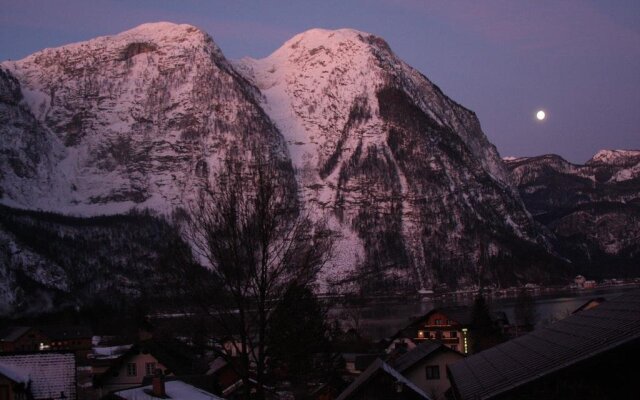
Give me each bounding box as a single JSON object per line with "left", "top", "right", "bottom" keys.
{"left": 0, "top": 23, "right": 564, "bottom": 310}
{"left": 0, "top": 22, "right": 290, "bottom": 215}
{"left": 238, "top": 29, "right": 555, "bottom": 290}
{"left": 505, "top": 150, "right": 640, "bottom": 277}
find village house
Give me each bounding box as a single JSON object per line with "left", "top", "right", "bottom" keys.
{"left": 389, "top": 342, "right": 464, "bottom": 400}
{"left": 106, "top": 370, "right": 224, "bottom": 400}
{"left": 0, "top": 352, "right": 76, "bottom": 400}
{"left": 0, "top": 325, "right": 92, "bottom": 359}
{"left": 40, "top": 326, "right": 93, "bottom": 358}
{"left": 391, "top": 306, "right": 510, "bottom": 355}
{"left": 394, "top": 307, "right": 473, "bottom": 354}
{"left": 0, "top": 363, "right": 29, "bottom": 400}
{"left": 93, "top": 339, "right": 205, "bottom": 397}
{"left": 447, "top": 289, "right": 640, "bottom": 400}
{"left": 0, "top": 327, "right": 50, "bottom": 353}
{"left": 336, "top": 358, "right": 431, "bottom": 400}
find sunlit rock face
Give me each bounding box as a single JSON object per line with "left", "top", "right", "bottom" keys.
{"left": 1, "top": 23, "right": 562, "bottom": 300}
{"left": 1, "top": 22, "right": 290, "bottom": 215}
{"left": 238, "top": 28, "right": 556, "bottom": 289}
{"left": 505, "top": 151, "right": 640, "bottom": 275}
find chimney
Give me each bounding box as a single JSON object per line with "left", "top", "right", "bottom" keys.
{"left": 151, "top": 369, "right": 166, "bottom": 397}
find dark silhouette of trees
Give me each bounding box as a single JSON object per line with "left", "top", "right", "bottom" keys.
{"left": 171, "top": 155, "right": 333, "bottom": 399}
{"left": 469, "top": 293, "right": 504, "bottom": 353}
{"left": 267, "top": 285, "right": 336, "bottom": 388}
{"left": 514, "top": 288, "right": 538, "bottom": 333}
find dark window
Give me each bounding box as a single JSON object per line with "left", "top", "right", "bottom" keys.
{"left": 426, "top": 365, "right": 440, "bottom": 380}
{"left": 435, "top": 319, "right": 442, "bottom": 325}
{"left": 145, "top": 362, "right": 157, "bottom": 376}
{"left": 126, "top": 363, "right": 137, "bottom": 377}
{"left": 450, "top": 331, "right": 458, "bottom": 338}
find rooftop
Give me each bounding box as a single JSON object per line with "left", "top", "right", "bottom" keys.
{"left": 336, "top": 358, "right": 431, "bottom": 400}
{"left": 112, "top": 380, "right": 224, "bottom": 400}
{"left": 0, "top": 352, "right": 76, "bottom": 399}
{"left": 448, "top": 289, "right": 640, "bottom": 400}
{"left": 391, "top": 341, "right": 459, "bottom": 373}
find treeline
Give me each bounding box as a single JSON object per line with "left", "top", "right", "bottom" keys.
{"left": 0, "top": 204, "right": 196, "bottom": 316}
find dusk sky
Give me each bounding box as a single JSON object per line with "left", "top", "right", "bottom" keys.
{"left": 1, "top": 0, "right": 638, "bottom": 163}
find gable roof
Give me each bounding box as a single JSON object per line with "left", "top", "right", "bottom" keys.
{"left": 0, "top": 326, "right": 33, "bottom": 342}
{"left": 448, "top": 289, "right": 640, "bottom": 400}
{"left": 0, "top": 352, "right": 76, "bottom": 399}
{"left": 112, "top": 380, "right": 225, "bottom": 400}
{"left": 0, "top": 363, "right": 29, "bottom": 384}
{"left": 336, "top": 358, "right": 431, "bottom": 400}
{"left": 391, "top": 341, "right": 461, "bottom": 373}
{"left": 95, "top": 338, "right": 204, "bottom": 385}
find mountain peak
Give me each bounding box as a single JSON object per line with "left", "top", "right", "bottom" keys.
{"left": 115, "top": 21, "right": 208, "bottom": 42}
{"left": 264, "top": 27, "right": 392, "bottom": 62}
{"left": 587, "top": 149, "right": 640, "bottom": 165}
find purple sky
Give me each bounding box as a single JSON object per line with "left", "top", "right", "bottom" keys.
{"left": 1, "top": 0, "right": 638, "bottom": 163}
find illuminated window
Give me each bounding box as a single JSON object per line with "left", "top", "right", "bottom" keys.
{"left": 425, "top": 365, "right": 440, "bottom": 380}
{"left": 126, "top": 363, "right": 137, "bottom": 377}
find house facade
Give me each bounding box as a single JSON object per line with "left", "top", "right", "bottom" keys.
{"left": 390, "top": 342, "right": 465, "bottom": 400}
{"left": 0, "top": 368, "right": 28, "bottom": 400}
{"left": 0, "top": 327, "right": 50, "bottom": 353}
{"left": 96, "top": 350, "right": 169, "bottom": 394}
{"left": 411, "top": 309, "right": 471, "bottom": 354}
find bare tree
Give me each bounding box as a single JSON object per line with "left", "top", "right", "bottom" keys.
{"left": 174, "top": 155, "right": 333, "bottom": 399}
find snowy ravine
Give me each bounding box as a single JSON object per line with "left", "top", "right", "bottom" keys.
{"left": 1, "top": 22, "right": 564, "bottom": 304}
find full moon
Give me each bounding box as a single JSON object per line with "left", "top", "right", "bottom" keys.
{"left": 536, "top": 110, "right": 546, "bottom": 121}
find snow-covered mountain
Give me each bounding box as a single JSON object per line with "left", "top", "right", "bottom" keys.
{"left": 505, "top": 151, "right": 640, "bottom": 276}
{"left": 1, "top": 22, "right": 563, "bottom": 306}
{"left": 0, "top": 22, "right": 290, "bottom": 215}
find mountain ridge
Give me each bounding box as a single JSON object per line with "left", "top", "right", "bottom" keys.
{"left": 5, "top": 22, "right": 629, "bottom": 313}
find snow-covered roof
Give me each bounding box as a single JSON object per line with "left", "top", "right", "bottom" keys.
{"left": 0, "top": 352, "right": 76, "bottom": 399}
{"left": 93, "top": 344, "right": 133, "bottom": 359}
{"left": 113, "top": 380, "right": 225, "bottom": 400}
{"left": 0, "top": 362, "right": 29, "bottom": 384}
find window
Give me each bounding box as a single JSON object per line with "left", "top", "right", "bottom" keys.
{"left": 435, "top": 319, "right": 442, "bottom": 325}
{"left": 126, "top": 363, "right": 137, "bottom": 377}
{"left": 449, "top": 345, "right": 458, "bottom": 351}
{"left": 145, "top": 362, "right": 157, "bottom": 376}
{"left": 450, "top": 330, "right": 458, "bottom": 338}
{"left": 425, "top": 365, "right": 440, "bottom": 380}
